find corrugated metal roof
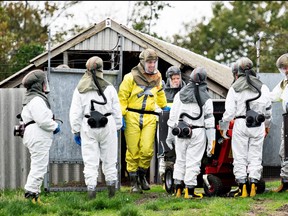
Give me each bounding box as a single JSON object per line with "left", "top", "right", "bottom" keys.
{"left": 0, "top": 18, "right": 233, "bottom": 91}
{"left": 120, "top": 25, "right": 233, "bottom": 89}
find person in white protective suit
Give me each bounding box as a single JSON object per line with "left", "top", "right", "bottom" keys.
{"left": 270, "top": 53, "right": 288, "bottom": 192}
{"left": 69, "top": 56, "right": 122, "bottom": 199}
{"left": 167, "top": 67, "right": 215, "bottom": 199}
{"left": 219, "top": 57, "right": 272, "bottom": 197}
{"left": 21, "top": 69, "right": 61, "bottom": 204}
{"left": 158, "top": 66, "right": 186, "bottom": 187}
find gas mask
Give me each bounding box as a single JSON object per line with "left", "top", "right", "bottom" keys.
{"left": 85, "top": 111, "right": 108, "bottom": 128}
{"left": 172, "top": 120, "right": 192, "bottom": 138}
{"left": 246, "top": 110, "right": 265, "bottom": 128}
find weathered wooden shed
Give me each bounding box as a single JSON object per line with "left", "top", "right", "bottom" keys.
{"left": 6, "top": 18, "right": 281, "bottom": 191}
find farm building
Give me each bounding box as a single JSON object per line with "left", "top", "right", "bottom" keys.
{"left": 0, "top": 18, "right": 281, "bottom": 191}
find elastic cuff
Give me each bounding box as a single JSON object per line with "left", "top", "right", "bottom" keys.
{"left": 236, "top": 178, "right": 247, "bottom": 184}
{"left": 174, "top": 179, "right": 182, "bottom": 185}
{"left": 106, "top": 180, "right": 116, "bottom": 186}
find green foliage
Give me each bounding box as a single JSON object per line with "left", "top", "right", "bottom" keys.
{"left": 0, "top": 183, "right": 288, "bottom": 216}
{"left": 120, "top": 204, "right": 142, "bottom": 216}
{"left": 9, "top": 43, "right": 45, "bottom": 74}
{"left": 128, "top": 1, "right": 171, "bottom": 39}
{"left": 0, "top": 1, "right": 83, "bottom": 82}
{"left": 172, "top": 1, "right": 288, "bottom": 72}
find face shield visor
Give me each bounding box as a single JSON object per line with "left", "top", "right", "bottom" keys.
{"left": 278, "top": 67, "right": 288, "bottom": 79}
{"left": 144, "top": 59, "right": 158, "bottom": 75}
{"left": 169, "top": 72, "right": 182, "bottom": 88}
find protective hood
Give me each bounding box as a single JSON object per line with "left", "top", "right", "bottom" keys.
{"left": 232, "top": 75, "right": 263, "bottom": 93}
{"left": 77, "top": 70, "right": 111, "bottom": 93}
{"left": 77, "top": 56, "right": 111, "bottom": 93}
{"left": 276, "top": 53, "right": 288, "bottom": 69}
{"left": 179, "top": 67, "right": 211, "bottom": 106}
{"left": 22, "top": 69, "right": 50, "bottom": 108}
{"left": 232, "top": 57, "right": 262, "bottom": 92}
{"left": 165, "top": 73, "right": 186, "bottom": 103}
{"left": 276, "top": 53, "right": 288, "bottom": 79}
{"left": 165, "top": 66, "right": 184, "bottom": 88}
{"left": 231, "top": 62, "right": 238, "bottom": 84}
{"left": 139, "top": 48, "right": 158, "bottom": 74}
{"left": 131, "top": 63, "right": 161, "bottom": 87}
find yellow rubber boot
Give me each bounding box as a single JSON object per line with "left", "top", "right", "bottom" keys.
{"left": 184, "top": 188, "right": 203, "bottom": 199}
{"left": 32, "top": 195, "right": 43, "bottom": 205}
{"left": 175, "top": 187, "right": 182, "bottom": 198}
{"left": 250, "top": 183, "right": 257, "bottom": 197}
{"left": 240, "top": 184, "right": 248, "bottom": 198}
{"left": 25, "top": 191, "right": 43, "bottom": 205}
{"left": 234, "top": 184, "right": 248, "bottom": 198}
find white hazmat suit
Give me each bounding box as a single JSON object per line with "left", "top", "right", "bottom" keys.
{"left": 168, "top": 67, "right": 215, "bottom": 199}
{"left": 21, "top": 69, "right": 60, "bottom": 203}
{"left": 69, "top": 56, "right": 122, "bottom": 198}
{"left": 270, "top": 53, "right": 288, "bottom": 192}
{"left": 22, "top": 97, "right": 58, "bottom": 193}
{"left": 220, "top": 57, "right": 271, "bottom": 197}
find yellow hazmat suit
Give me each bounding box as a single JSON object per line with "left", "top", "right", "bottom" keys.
{"left": 118, "top": 49, "right": 167, "bottom": 174}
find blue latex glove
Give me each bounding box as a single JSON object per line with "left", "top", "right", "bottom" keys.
{"left": 162, "top": 106, "right": 171, "bottom": 111}
{"left": 53, "top": 123, "right": 60, "bottom": 134}
{"left": 74, "top": 132, "right": 81, "bottom": 146}
{"left": 121, "top": 117, "right": 126, "bottom": 131}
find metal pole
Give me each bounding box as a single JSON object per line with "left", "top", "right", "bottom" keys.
{"left": 256, "top": 32, "right": 265, "bottom": 74}
{"left": 117, "top": 34, "right": 123, "bottom": 191}
{"left": 44, "top": 28, "right": 51, "bottom": 191}
{"left": 47, "top": 28, "right": 51, "bottom": 79}
{"left": 256, "top": 36, "right": 261, "bottom": 74}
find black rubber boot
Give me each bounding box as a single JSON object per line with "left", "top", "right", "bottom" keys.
{"left": 24, "top": 191, "right": 42, "bottom": 204}
{"left": 87, "top": 186, "right": 96, "bottom": 199}
{"left": 137, "top": 167, "right": 150, "bottom": 191}
{"left": 107, "top": 185, "right": 116, "bottom": 198}
{"left": 106, "top": 181, "right": 116, "bottom": 198}
{"left": 129, "top": 172, "right": 142, "bottom": 193}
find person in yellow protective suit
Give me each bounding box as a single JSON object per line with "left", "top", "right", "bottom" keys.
{"left": 118, "top": 48, "right": 169, "bottom": 193}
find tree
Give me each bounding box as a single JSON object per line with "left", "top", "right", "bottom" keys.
{"left": 128, "top": 1, "right": 171, "bottom": 38}
{"left": 171, "top": 1, "right": 288, "bottom": 72}
{"left": 0, "top": 1, "right": 83, "bottom": 81}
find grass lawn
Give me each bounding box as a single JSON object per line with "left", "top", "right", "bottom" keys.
{"left": 0, "top": 180, "right": 288, "bottom": 216}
